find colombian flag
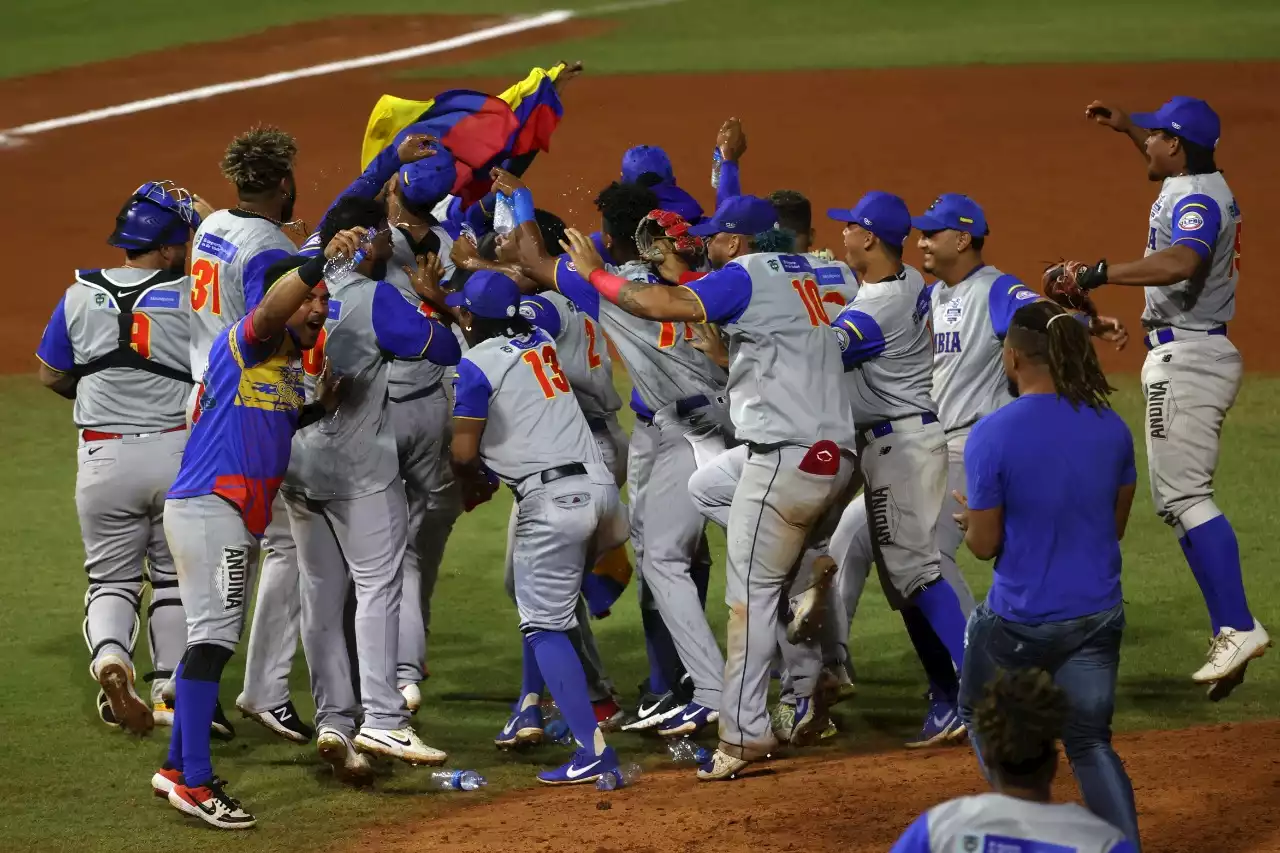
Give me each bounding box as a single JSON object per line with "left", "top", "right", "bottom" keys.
{"left": 360, "top": 65, "right": 566, "bottom": 206}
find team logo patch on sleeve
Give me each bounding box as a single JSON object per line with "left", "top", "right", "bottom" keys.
{"left": 518, "top": 303, "right": 537, "bottom": 321}
{"left": 833, "top": 326, "right": 851, "bottom": 352}
{"left": 1015, "top": 288, "right": 1038, "bottom": 301}
{"left": 1177, "top": 210, "right": 1205, "bottom": 231}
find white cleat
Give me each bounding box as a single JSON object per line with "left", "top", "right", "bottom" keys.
{"left": 317, "top": 728, "right": 375, "bottom": 784}
{"left": 1192, "top": 621, "right": 1272, "bottom": 683}
{"left": 354, "top": 726, "right": 447, "bottom": 765}
{"left": 400, "top": 683, "right": 422, "bottom": 715}
{"left": 93, "top": 654, "right": 153, "bottom": 735}
{"left": 786, "top": 555, "right": 838, "bottom": 644}
{"left": 695, "top": 749, "right": 750, "bottom": 782}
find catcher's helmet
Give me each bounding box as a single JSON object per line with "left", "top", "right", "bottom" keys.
{"left": 108, "top": 181, "right": 202, "bottom": 251}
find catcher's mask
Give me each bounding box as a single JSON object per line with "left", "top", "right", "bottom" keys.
{"left": 635, "top": 209, "right": 704, "bottom": 266}
{"left": 108, "top": 180, "right": 202, "bottom": 251}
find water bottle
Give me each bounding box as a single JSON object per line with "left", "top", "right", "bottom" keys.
{"left": 595, "top": 763, "right": 642, "bottom": 791}
{"left": 710, "top": 147, "right": 724, "bottom": 190}
{"left": 322, "top": 226, "right": 379, "bottom": 279}
{"left": 493, "top": 192, "right": 516, "bottom": 236}
{"left": 544, "top": 718, "right": 574, "bottom": 745}
{"left": 430, "top": 770, "right": 487, "bottom": 791}
{"left": 667, "top": 739, "right": 710, "bottom": 765}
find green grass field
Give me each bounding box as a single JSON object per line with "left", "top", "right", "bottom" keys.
{"left": 2, "top": 373, "right": 1277, "bottom": 853}
{"left": 2, "top": 2, "right": 1278, "bottom": 851}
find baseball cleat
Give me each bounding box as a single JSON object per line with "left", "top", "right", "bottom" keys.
{"left": 97, "top": 690, "right": 120, "bottom": 728}
{"left": 151, "top": 765, "right": 181, "bottom": 798}
{"left": 1193, "top": 621, "right": 1271, "bottom": 683}
{"left": 785, "top": 555, "right": 838, "bottom": 645}
{"left": 495, "top": 705, "right": 544, "bottom": 750}
{"left": 1207, "top": 660, "right": 1250, "bottom": 702}
{"left": 537, "top": 746, "right": 619, "bottom": 786}
{"left": 400, "top": 683, "right": 422, "bottom": 715}
{"left": 696, "top": 749, "right": 750, "bottom": 782}
{"left": 771, "top": 703, "right": 796, "bottom": 743}
{"left": 152, "top": 702, "right": 174, "bottom": 727}
{"left": 354, "top": 726, "right": 447, "bottom": 765}
{"left": 824, "top": 665, "right": 857, "bottom": 706}
{"left": 905, "top": 694, "right": 964, "bottom": 749}
{"left": 237, "top": 700, "right": 314, "bottom": 744}
{"left": 789, "top": 694, "right": 831, "bottom": 747}
{"left": 94, "top": 654, "right": 153, "bottom": 735}
{"left": 210, "top": 702, "right": 236, "bottom": 742}
{"left": 621, "top": 691, "right": 685, "bottom": 732}
{"left": 317, "top": 728, "right": 374, "bottom": 785}
{"left": 168, "top": 778, "right": 256, "bottom": 830}
{"left": 656, "top": 702, "right": 718, "bottom": 737}
{"left": 593, "top": 697, "right": 626, "bottom": 732}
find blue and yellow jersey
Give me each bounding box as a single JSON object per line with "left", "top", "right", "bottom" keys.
{"left": 168, "top": 315, "right": 303, "bottom": 536}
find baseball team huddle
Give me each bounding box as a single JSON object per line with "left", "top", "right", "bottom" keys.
{"left": 34, "top": 59, "right": 1268, "bottom": 850}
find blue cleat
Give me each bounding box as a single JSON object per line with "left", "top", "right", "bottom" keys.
{"left": 494, "top": 705, "right": 544, "bottom": 750}
{"left": 656, "top": 702, "right": 718, "bottom": 737}
{"left": 537, "top": 746, "right": 620, "bottom": 786}
{"left": 904, "top": 693, "right": 966, "bottom": 749}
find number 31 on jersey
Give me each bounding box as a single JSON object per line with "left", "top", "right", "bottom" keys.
{"left": 190, "top": 258, "right": 221, "bottom": 314}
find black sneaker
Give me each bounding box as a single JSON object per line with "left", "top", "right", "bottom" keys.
{"left": 210, "top": 701, "right": 236, "bottom": 742}
{"left": 621, "top": 690, "right": 685, "bottom": 732}
{"left": 236, "top": 699, "right": 314, "bottom": 744}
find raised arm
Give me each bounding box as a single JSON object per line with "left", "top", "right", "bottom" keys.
{"left": 1085, "top": 102, "right": 1149, "bottom": 158}
{"left": 714, "top": 117, "right": 747, "bottom": 208}
{"left": 251, "top": 229, "right": 364, "bottom": 341}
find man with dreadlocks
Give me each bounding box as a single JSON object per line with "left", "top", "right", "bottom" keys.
{"left": 890, "top": 669, "right": 1136, "bottom": 852}
{"left": 952, "top": 300, "right": 1141, "bottom": 848}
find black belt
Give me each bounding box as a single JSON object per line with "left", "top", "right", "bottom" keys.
{"left": 856, "top": 412, "right": 938, "bottom": 449}
{"left": 587, "top": 417, "right": 609, "bottom": 433}
{"left": 510, "top": 462, "right": 587, "bottom": 498}
{"left": 389, "top": 381, "right": 442, "bottom": 404}
{"left": 635, "top": 413, "right": 653, "bottom": 426}
{"left": 676, "top": 394, "right": 711, "bottom": 417}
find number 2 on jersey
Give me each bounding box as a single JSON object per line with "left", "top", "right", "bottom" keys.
{"left": 791, "top": 278, "right": 825, "bottom": 326}
{"left": 658, "top": 322, "right": 695, "bottom": 348}
{"left": 190, "top": 258, "right": 222, "bottom": 314}
{"left": 584, "top": 317, "right": 603, "bottom": 368}
{"left": 523, "top": 345, "right": 571, "bottom": 399}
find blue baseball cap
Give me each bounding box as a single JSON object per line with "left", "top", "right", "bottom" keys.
{"left": 398, "top": 150, "right": 458, "bottom": 209}
{"left": 827, "top": 191, "right": 911, "bottom": 247}
{"left": 444, "top": 269, "right": 520, "bottom": 320}
{"left": 687, "top": 194, "right": 778, "bottom": 237}
{"left": 1130, "top": 96, "right": 1220, "bottom": 150}
{"left": 621, "top": 145, "right": 674, "bottom": 184}
{"left": 911, "top": 193, "right": 989, "bottom": 237}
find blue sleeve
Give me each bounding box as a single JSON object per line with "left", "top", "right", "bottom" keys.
{"left": 322, "top": 142, "right": 405, "bottom": 223}
{"left": 232, "top": 315, "right": 277, "bottom": 369}
{"left": 519, "top": 293, "right": 563, "bottom": 339}
{"left": 682, "top": 263, "right": 753, "bottom": 325}
{"left": 888, "top": 813, "right": 932, "bottom": 853}
{"left": 452, "top": 358, "right": 492, "bottom": 420}
{"left": 243, "top": 248, "right": 293, "bottom": 311}
{"left": 590, "top": 232, "right": 616, "bottom": 267}
{"left": 716, "top": 159, "right": 741, "bottom": 209}
{"left": 553, "top": 256, "right": 601, "bottom": 320}
{"left": 965, "top": 418, "right": 1003, "bottom": 512}
{"left": 461, "top": 194, "right": 494, "bottom": 237}
{"left": 832, "top": 306, "right": 888, "bottom": 367}
{"left": 1171, "top": 193, "right": 1223, "bottom": 261}
{"left": 987, "top": 274, "right": 1042, "bottom": 338}
{"left": 371, "top": 281, "right": 461, "bottom": 365}
{"left": 299, "top": 230, "right": 322, "bottom": 258}
{"left": 36, "top": 296, "right": 75, "bottom": 372}
{"left": 1108, "top": 840, "right": 1138, "bottom": 853}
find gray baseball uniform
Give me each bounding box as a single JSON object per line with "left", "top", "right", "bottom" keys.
{"left": 897, "top": 793, "right": 1131, "bottom": 853}
{"left": 283, "top": 268, "right": 457, "bottom": 735}
{"left": 681, "top": 252, "right": 857, "bottom": 759}
{"left": 385, "top": 227, "right": 463, "bottom": 689}
{"left": 37, "top": 267, "right": 193, "bottom": 705}
{"left": 553, "top": 257, "right": 730, "bottom": 710}
{"left": 1138, "top": 172, "right": 1242, "bottom": 529}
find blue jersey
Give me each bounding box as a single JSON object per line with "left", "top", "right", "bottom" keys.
{"left": 965, "top": 394, "right": 1136, "bottom": 623}
{"left": 169, "top": 315, "right": 303, "bottom": 536}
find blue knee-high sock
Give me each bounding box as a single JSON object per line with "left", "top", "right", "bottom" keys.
{"left": 902, "top": 606, "right": 959, "bottom": 704}
{"left": 166, "top": 662, "right": 184, "bottom": 770}
{"left": 913, "top": 579, "right": 968, "bottom": 671}
{"left": 1181, "top": 534, "right": 1223, "bottom": 635}
{"left": 644, "top": 637, "right": 668, "bottom": 695}
{"left": 1183, "top": 515, "right": 1252, "bottom": 632}
{"left": 519, "top": 634, "right": 546, "bottom": 703}
{"left": 693, "top": 534, "right": 712, "bottom": 608}
{"left": 176, "top": 670, "right": 221, "bottom": 787}
{"left": 640, "top": 606, "right": 680, "bottom": 694}
{"left": 528, "top": 630, "right": 602, "bottom": 756}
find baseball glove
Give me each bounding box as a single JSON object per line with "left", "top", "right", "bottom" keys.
{"left": 635, "top": 209, "right": 705, "bottom": 265}
{"left": 1042, "top": 259, "right": 1108, "bottom": 316}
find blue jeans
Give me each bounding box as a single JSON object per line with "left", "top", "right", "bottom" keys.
{"left": 958, "top": 601, "right": 1140, "bottom": 850}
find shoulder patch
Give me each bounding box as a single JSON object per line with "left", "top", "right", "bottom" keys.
{"left": 196, "top": 232, "right": 239, "bottom": 263}
{"left": 518, "top": 303, "right": 537, "bottom": 321}
{"left": 814, "top": 266, "right": 845, "bottom": 286}
{"left": 1015, "top": 288, "right": 1038, "bottom": 301}
{"left": 1177, "top": 210, "right": 1205, "bottom": 232}
{"left": 833, "top": 325, "right": 851, "bottom": 351}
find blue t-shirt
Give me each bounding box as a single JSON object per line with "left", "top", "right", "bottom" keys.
{"left": 965, "top": 394, "right": 1136, "bottom": 623}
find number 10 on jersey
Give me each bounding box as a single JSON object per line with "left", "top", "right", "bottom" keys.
{"left": 791, "top": 277, "right": 825, "bottom": 326}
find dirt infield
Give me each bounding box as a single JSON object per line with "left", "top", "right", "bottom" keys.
{"left": 343, "top": 720, "right": 1280, "bottom": 853}
{"left": 1, "top": 20, "right": 1277, "bottom": 374}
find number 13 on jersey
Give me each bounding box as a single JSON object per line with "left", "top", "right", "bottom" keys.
{"left": 523, "top": 345, "right": 571, "bottom": 399}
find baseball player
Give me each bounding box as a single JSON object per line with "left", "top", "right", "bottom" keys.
{"left": 559, "top": 193, "right": 858, "bottom": 780}
{"left": 446, "top": 269, "right": 623, "bottom": 785}
{"left": 36, "top": 182, "right": 201, "bottom": 736}
{"left": 153, "top": 229, "right": 355, "bottom": 829}
{"left": 238, "top": 134, "right": 443, "bottom": 732}
{"left": 621, "top": 145, "right": 705, "bottom": 224}
{"left": 1047, "top": 96, "right": 1268, "bottom": 695}
{"left": 511, "top": 181, "right": 731, "bottom": 736}
{"left": 283, "top": 194, "right": 460, "bottom": 774}
{"left": 891, "top": 669, "right": 1136, "bottom": 853}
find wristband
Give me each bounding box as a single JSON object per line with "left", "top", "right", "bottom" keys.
{"left": 588, "top": 268, "right": 628, "bottom": 304}
{"left": 298, "top": 255, "right": 327, "bottom": 288}
{"left": 512, "top": 187, "right": 536, "bottom": 226}
{"left": 297, "top": 402, "right": 326, "bottom": 429}
{"left": 1079, "top": 259, "right": 1108, "bottom": 291}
